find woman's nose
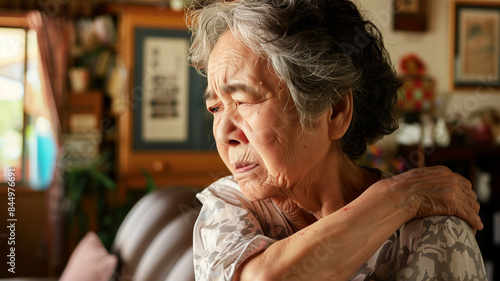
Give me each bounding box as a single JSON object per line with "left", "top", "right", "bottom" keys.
{"left": 214, "top": 111, "right": 248, "bottom": 147}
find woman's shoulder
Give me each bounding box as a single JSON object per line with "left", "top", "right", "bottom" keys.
{"left": 401, "top": 215, "right": 470, "bottom": 231}
{"left": 197, "top": 176, "right": 276, "bottom": 212}
{"left": 353, "top": 216, "right": 486, "bottom": 280}
{"left": 197, "top": 175, "right": 247, "bottom": 206}
{"left": 196, "top": 176, "right": 294, "bottom": 239}
{"left": 396, "top": 215, "right": 481, "bottom": 258}
{"left": 398, "top": 215, "right": 475, "bottom": 244}
{"left": 394, "top": 215, "right": 486, "bottom": 280}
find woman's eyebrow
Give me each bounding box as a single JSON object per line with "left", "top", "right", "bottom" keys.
{"left": 222, "top": 82, "right": 259, "bottom": 96}
{"left": 203, "top": 82, "right": 259, "bottom": 102}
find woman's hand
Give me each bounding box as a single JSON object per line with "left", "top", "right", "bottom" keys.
{"left": 380, "top": 165, "right": 482, "bottom": 231}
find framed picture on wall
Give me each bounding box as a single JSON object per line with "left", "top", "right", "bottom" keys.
{"left": 450, "top": 0, "right": 500, "bottom": 89}
{"left": 396, "top": 0, "right": 420, "bottom": 13}
{"left": 393, "top": 0, "right": 428, "bottom": 31}
{"left": 107, "top": 6, "right": 227, "bottom": 193}
{"left": 454, "top": 5, "right": 500, "bottom": 86}
{"left": 132, "top": 27, "right": 213, "bottom": 151}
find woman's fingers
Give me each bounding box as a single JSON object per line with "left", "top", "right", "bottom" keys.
{"left": 457, "top": 183, "right": 483, "bottom": 231}
{"left": 452, "top": 171, "right": 483, "bottom": 230}
{"left": 393, "top": 166, "right": 482, "bottom": 230}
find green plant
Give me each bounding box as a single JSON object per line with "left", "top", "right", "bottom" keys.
{"left": 62, "top": 149, "right": 156, "bottom": 250}
{"left": 62, "top": 149, "right": 115, "bottom": 245}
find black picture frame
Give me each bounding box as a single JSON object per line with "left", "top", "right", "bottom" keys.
{"left": 132, "top": 27, "right": 214, "bottom": 151}
{"left": 453, "top": 4, "right": 500, "bottom": 87}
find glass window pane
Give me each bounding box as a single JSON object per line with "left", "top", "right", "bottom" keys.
{"left": 0, "top": 27, "right": 26, "bottom": 182}
{"left": 23, "top": 28, "right": 57, "bottom": 190}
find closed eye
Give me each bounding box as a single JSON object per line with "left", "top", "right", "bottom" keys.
{"left": 236, "top": 101, "right": 258, "bottom": 112}
{"left": 207, "top": 100, "right": 252, "bottom": 114}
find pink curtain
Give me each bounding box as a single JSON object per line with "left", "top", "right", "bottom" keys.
{"left": 27, "top": 10, "right": 71, "bottom": 276}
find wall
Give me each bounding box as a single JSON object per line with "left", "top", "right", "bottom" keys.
{"left": 358, "top": 0, "right": 500, "bottom": 117}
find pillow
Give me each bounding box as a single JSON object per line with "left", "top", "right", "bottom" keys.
{"left": 60, "top": 232, "right": 118, "bottom": 281}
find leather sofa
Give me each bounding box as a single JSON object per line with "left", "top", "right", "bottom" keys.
{"left": 2, "top": 186, "right": 202, "bottom": 281}
{"left": 112, "top": 186, "right": 201, "bottom": 281}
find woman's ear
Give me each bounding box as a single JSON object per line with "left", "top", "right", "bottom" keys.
{"left": 328, "top": 90, "right": 353, "bottom": 141}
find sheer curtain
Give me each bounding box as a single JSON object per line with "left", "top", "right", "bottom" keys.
{"left": 27, "top": 10, "right": 71, "bottom": 276}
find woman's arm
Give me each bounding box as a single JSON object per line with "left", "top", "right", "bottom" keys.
{"left": 236, "top": 175, "right": 412, "bottom": 281}
{"left": 235, "top": 166, "right": 482, "bottom": 281}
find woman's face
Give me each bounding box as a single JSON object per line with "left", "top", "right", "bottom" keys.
{"left": 206, "top": 31, "right": 333, "bottom": 201}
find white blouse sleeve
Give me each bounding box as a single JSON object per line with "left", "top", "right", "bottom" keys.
{"left": 193, "top": 181, "right": 278, "bottom": 281}
{"left": 352, "top": 215, "right": 487, "bottom": 281}
{"left": 394, "top": 216, "right": 487, "bottom": 280}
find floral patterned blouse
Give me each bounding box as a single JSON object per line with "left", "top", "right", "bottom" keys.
{"left": 193, "top": 176, "right": 487, "bottom": 281}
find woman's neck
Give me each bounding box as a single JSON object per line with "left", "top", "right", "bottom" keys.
{"left": 277, "top": 149, "right": 381, "bottom": 221}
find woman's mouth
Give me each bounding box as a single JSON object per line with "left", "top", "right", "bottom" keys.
{"left": 234, "top": 163, "right": 258, "bottom": 173}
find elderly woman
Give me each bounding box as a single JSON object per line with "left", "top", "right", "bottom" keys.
{"left": 188, "top": 0, "right": 486, "bottom": 280}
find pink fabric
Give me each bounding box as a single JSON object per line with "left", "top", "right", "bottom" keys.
{"left": 60, "top": 232, "right": 117, "bottom": 281}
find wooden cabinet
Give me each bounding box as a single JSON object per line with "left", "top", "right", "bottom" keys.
{"left": 106, "top": 5, "right": 228, "bottom": 196}
{"left": 66, "top": 90, "right": 104, "bottom": 133}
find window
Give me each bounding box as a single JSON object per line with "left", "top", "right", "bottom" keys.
{"left": 0, "top": 25, "right": 57, "bottom": 190}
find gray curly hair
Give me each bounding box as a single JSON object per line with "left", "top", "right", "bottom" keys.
{"left": 187, "top": 0, "right": 402, "bottom": 159}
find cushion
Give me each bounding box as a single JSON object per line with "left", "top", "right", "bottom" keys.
{"left": 59, "top": 232, "right": 117, "bottom": 281}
